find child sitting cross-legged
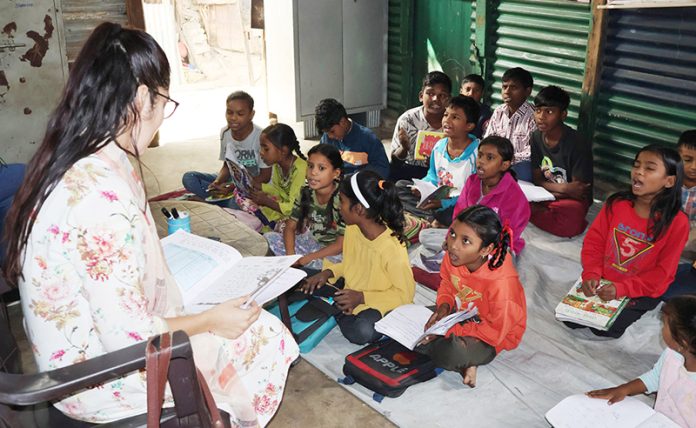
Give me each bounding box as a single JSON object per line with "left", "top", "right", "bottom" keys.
{"left": 587, "top": 295, "right": 696, "bottom": 427}
{"left": 247, "top": 123, "right": 307, "bottom": 229}
{"left": 264, "top": 143, "right": 345, "bottom": 271}
{"left": 397, "top": 95, "right": 481, "bottom": 227}
{"left": 416, "top": 205, "right": 527, "bottom": 387}
{"left": 571, "top": 145, "right": 689, "bottom": 338}
{"left": 302, "top": 171, "right": 416, "bottom": 345}
{"left": 529, "top": 86, "right": 593, "bottom": 238}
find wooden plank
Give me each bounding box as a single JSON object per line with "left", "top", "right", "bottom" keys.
{"left": 577, "top": 0, "right": 608, "bottom": 141}
{"left": 126, "top": 0, "right": 146, "bottom": 30}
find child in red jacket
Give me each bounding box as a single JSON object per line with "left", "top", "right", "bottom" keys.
{"left": 571, "top": 144, "right": 689, "bottom": 338}
{"left": 416, "top": 205, "right": 527, "bottom": 387}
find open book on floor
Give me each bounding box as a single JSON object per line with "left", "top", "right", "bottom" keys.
{"left": 375, "top": 303, "right": 478, "bottom": 350}
{"left": 518, "top": 180, "right": 556, "bottom": 202}
{"left": 161, "top": 230, "right": 306, "bottom": 313}
{"left": 410, "top": 178, "right": 454, "bottom": 209}
{"left": 555, "top": 278, "right": 629, "bottom": 331}
{"left": 546, "top": 394, "right": 679, "bottom": 428}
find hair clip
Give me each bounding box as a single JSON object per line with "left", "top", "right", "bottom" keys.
{"left": 378, "top": 180, "right": 385, "bottom": 190}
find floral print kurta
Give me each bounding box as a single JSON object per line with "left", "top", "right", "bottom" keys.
{"left": 18, "top": 142, "right": 298, "bottom": 426}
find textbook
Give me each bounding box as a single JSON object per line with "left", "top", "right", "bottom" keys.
{"left": 225, "top": 157, "right": 255, "bottom": 197}
{"left": 554, "top": 278, "right": 629, "bottom": 331}
{"left": 546, "top": 394, "right": 679, "bottom": 428}
{"left": 374, "top": 303, "right": 478, "bottom": 350}
{"left": 410, "top": 178, "right": 454, "bottom": 209}
{"left": 518, "top": 180, "right": 556, "bottom": 202}
{"left": 414, "top": 130, "right": 445, "bottom": 161}
{"left": 161, "top": 230, "right": 306, "bottom": 313}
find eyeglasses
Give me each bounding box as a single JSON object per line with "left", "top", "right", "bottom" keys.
{"left": 154, "top": 90, "right": 180, "bottom": 119}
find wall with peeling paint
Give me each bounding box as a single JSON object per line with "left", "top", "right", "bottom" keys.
{"left": 0, "top": 0, "right": 68, "bottom": 164}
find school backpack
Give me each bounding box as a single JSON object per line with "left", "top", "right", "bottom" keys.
{"left": 267, "top": 290, "right": 339, "bottom": 354}
{"left": 340, "top": 338, "right": 441, "bottom": 402}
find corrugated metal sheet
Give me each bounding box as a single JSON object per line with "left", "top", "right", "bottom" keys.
{"left": 593, "top": 8, "right": 696, "bottom": 185}
{"left": 412, "top": 0, "right": 475, "bottom": 103}
{"left": 61, "top": 0, "right": 128, "bottom": 64}
{"left": 387, "top": 0, "right": 413, "bottom": 113}
{"left": 487, "top": 0, "right": 591, "bottom": 127}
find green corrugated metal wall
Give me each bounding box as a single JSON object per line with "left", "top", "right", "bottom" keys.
{"left": 592, "top": 8, "right": 696, "bottom": 185}
{"left": 411, "top": 0, "right": 476, "bottom": 104}
{"left": 387, "top": 0, "right": 413, "bottom": 113}
{"left": 486, "top": 0, "right": 591, "bottom": 128}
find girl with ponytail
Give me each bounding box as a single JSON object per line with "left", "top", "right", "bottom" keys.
{"left": 302, "top": 170, "right": 416, "bottom": 345}
{"left": 250, "top": 123, "right": 307, "bottom": 225}
{"left": 417, "top": 205, "right": 527, "bottom": 388}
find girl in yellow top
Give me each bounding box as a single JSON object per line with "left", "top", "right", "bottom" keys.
{"left": 303, "top": 170, "right": 416, "bottom": 344}
{"left": 251, "top": 123, "right": 307, "bottom": 226}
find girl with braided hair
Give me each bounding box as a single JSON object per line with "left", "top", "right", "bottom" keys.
{"left": 264, "top": 143, "right": 345, "bottom": 270}
{"left": 416, "top": 205, "right": 527, "bottom": 387}
{"left": 250, "top": 123, "right": 307, "bottom": 227}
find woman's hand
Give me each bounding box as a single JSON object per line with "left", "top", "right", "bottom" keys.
{"left": 301, "top": 270, "right": 333, "bottom": 294}
{"left": 586, "top": 385, "right": 630, "bottom": 405}
{"left": 580, "top": 278, "right": 599, "bottom": 297}
{"left": 203, "top": 296, "right": 261, "bottom": 339}
{"left": 334, "top": 290, "right": 364, "bottom": 314}
{"left": 424, "top": 303, "right": 451, "bottom": 331}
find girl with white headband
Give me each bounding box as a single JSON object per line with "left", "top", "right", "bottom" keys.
{"left": 302, "top": 170, "right": 416, "bottom": 344}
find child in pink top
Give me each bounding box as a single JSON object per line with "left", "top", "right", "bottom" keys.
{"left": 453, "top": 136, "right": 530, "bottom": 254}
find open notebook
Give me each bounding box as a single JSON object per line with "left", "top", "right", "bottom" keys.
{"left": 161, "top": 230, "right": 305, "bottom": 313}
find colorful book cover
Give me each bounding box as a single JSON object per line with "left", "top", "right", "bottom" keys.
{"left": 554, "top": 278, "right": 629, "bottom": 331}
{"left": 414, "top": 130, "right": 445, "bottom": 161}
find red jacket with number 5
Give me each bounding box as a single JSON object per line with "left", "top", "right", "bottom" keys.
{"left": 581, "top": 199, "right": 688, "bottom": 299}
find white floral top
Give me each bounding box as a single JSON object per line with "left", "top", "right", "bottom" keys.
{"left": 19, "top": 142, "right": 298, "bottom": 426}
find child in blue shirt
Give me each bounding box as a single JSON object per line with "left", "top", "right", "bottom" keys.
{"left": 398, "top": 95, "right": 480, "bottom": 227}
{"left": 315, "top": 98, "right": 390, "bottom": 179}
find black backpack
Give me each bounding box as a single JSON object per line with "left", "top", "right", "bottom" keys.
{"left": 341, "top": 338, "right": 441, "bottom": 402}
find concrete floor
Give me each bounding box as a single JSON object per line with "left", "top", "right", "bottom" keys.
{"left": 140, "top": 134, "right": 395, "bottom": 428}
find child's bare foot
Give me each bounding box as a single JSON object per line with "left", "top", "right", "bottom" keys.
{"left": 460, "top": 366, "right": 477, "bottom": 388}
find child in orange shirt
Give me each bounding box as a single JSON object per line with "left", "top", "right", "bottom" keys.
{"left": 416, "top": 205, "right": 527, "bottom": 387}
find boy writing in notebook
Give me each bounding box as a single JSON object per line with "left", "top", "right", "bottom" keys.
{"left": 529, "top": 86, "right": 592, "bottom": 238}
{"left": 483, "top": 67, "right": 536, "bottom": 181}
{"left": 389, "top": 71, "right": 452, "bottom": 182}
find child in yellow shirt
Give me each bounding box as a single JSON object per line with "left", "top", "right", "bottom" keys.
{"left": 303, "top": 171, "right": 416, "bottom": 344}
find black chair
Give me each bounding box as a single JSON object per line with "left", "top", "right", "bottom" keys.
{"left": 0, "top": 283, "right": 231, "bottom": 428}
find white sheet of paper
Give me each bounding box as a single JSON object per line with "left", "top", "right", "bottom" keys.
{"left": 375, "top": 304, "right": 478, "bottom": 350}
{"left": 545, "top": 394, "right": 678, "bottom": 428}
{"left": 518, "top": 180, "right": 556, "bottom": 202}
{"left": 411, "top": 178, "right": 438, "bottom": 205}
{"left": 247, "top": 267, "right": 306, "bottom": 307}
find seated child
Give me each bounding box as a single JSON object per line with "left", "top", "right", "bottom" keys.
{"left": 315, "top": 98, "right": 390, "bottom": 179}
{"left": 663, "top": 129, "right": 696, "bottom": 300}
{"left": 529, "top": 86, "right": 593, "bottom": 238}
{"left": 182, "top": 91, "right": 271, "bottom": 206}
{"left": 398, "top": 95, "right": 481, "bottom": 227}
{"left": 483, "top": 67, "right": 536, "bottom": 181}
{"left": 460, "top": 73, "right": 493, "bottom": 139}
{"left": 416, "top": 205, "right": 526, "bottom": 387}
{"left": 587, "top": 295, "right": 696, "bottom": 427}
{"left": 248, "top": 123, "right": 307, "bottom": 227}
{"left": 264, "top": 144, "right": 345, "bottom": 271}
{"left": 302, "top": 170, "right": 415, "bottom": 345}
{"left": 389, "top": 71, "right": 452, "bottom": 182}
{"left": 570, "top": 145, "right": 689, "bottom": 338}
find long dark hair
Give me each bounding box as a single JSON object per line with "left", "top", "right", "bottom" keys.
{"left": 662, "top": 295, "right": 696, "bottom": 355}
{"left": 339, "top": 171, "right": 406, "bottom": 244}
{"left": 453, "top": 205, "right": 511, "bottom": 270}
{"left": 297, "top": 144, "right": 342, "bottom": 232}
{"left": 3, "top": 22, "right": 170, "bottom": 286}
{"left": 606, "top": 144, "right": 683, "bottom": 241}
{"left": 262, "top": 123, "right": 306, "bottom": 160}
